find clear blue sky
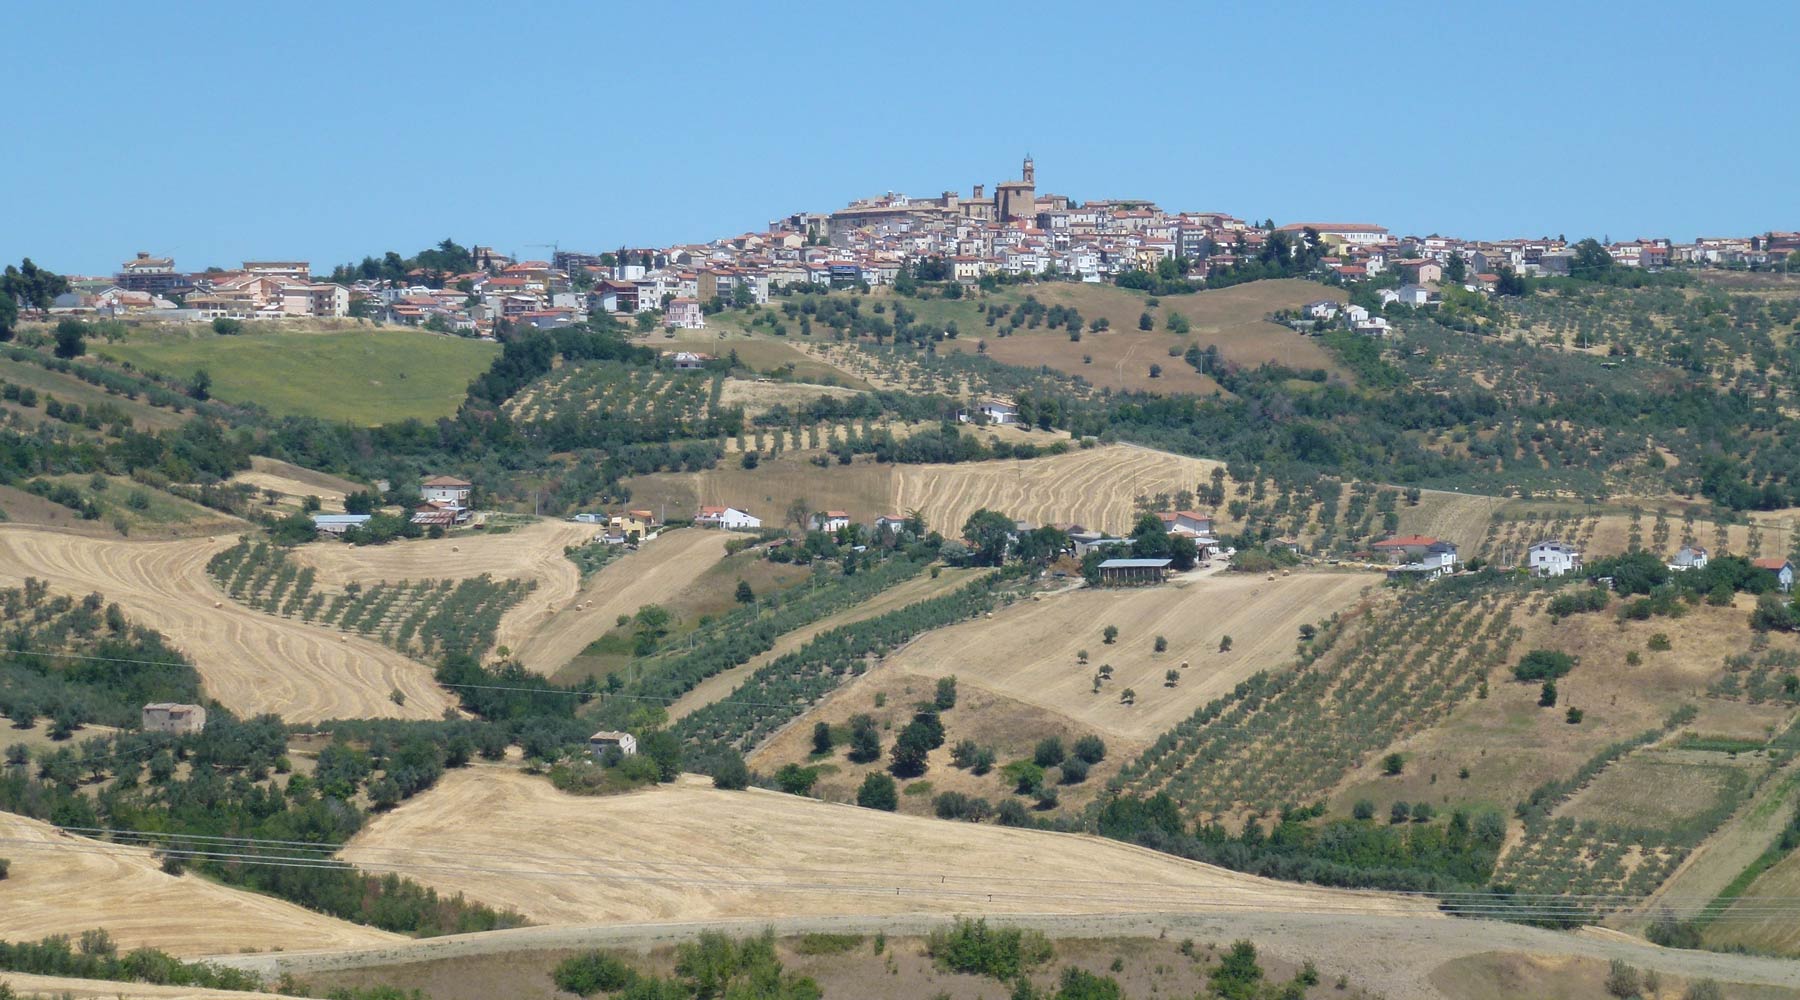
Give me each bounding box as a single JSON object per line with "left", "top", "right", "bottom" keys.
{"left": 6, "top": 1, "right": 1795, "bottom": 275}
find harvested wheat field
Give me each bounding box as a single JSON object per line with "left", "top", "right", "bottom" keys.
{"left": 0, "top": 812, "right": 397, "bottom": 956}
{"left": 230, "top": 455, "right": 363, "bottom": 506}
{"left": 295, "top": 518, "right": 593, "bottom": 661}
{"left": 862, "top": 570, "right": 1376, "bottom": 740}
{"left": 342, "top": 769, "right": 1429, "bottom": 926}
{"left": 1705, "top": 832, "right": 1800, "bottom": 956}
{"left": 511, "top": 528, "right": 733, "bottom": 675}
{"left": 893, "top": 444, "right": 1227, "bottom": 538}
{"left": 628, "top": 444, "right": 1226, "bottom": 542}
{"left": 666, "top": 566, "right": 978, "bottom": 721}
{"left": 0, "top": 526, "right": 453, "bottom": 722}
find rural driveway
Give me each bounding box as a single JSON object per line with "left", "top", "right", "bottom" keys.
{"left": 509, "top": 528, "right": 732, "bottom": 675}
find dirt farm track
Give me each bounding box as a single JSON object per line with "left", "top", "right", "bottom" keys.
{"left": 0, "top": 525, "right": 454, "bottom": 723}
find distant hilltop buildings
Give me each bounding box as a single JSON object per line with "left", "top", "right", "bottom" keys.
{"left": 33, "top": 157, "right": 1798, "bottom": 336}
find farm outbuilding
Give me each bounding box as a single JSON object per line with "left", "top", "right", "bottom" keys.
{"left": 311, "top": 513, "right": 372, "bottom": 536}
{"left": 142, "top": 702, "right": 207, "bottom": 735}
{"left": 588, "top": 730, "right": 638, "bottom": 758}
{"left": 1097, "top": 558, "right": 1172, "bottom": 585}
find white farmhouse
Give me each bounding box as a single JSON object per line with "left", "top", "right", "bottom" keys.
{"left": 1669, "top": 545, "right": 1709, "bottom": 572}
{"left": 697, "top": 505, "right": 762, "bottom": 530}
{"left": 1527, "top": 540, "right": 1583, "bottom": 578}
{"left": 420, "top": 476, "right": 473, "bottom": 506}
{"left": 810, "top": 510, "right": 851, "bottom": 532}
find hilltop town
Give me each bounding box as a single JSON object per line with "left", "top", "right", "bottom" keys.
{"left": 41, "top": 156, "right": 1800, "bottom": 336}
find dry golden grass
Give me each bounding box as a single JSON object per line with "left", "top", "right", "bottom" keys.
{"left": 0, "top": 812, "right": 396, "bottom": 957}
{"left": 1328, "top": 594, "right": 1795, "bottom": 819}
{"left": 715, "top": 378, "right": 860, "bottom": 417}
{"left": 229, "top": 456, "right": 363, "bottom": 507}
{"left": 646, "top": 329, "right": 874, "bottom": 389}
{"left": 970, "top": 329, "right": 1225, "bottom": 395}
{"left": 749, "top": 668, "right": 1142, "bottom": 819}
{"left": 1563, "top": 751, "right": 1756, "bottom": 828}
{"left": 0, "top": 526, "right": 453, "bottom": 723}
{"left": 852, "top": 570, "right": 1376, "bottom": 742}
{"left": 341, "top": 768, "right": 1430, "bottom": 926}
{"left": 510, "top": 528, "right": 733, "bottom": 676}
{"left": 947, "top": 280, "right": 1348, "bottom": 395}
{"left": 1395, "top": 490, "right": 1508, "bottom": 551}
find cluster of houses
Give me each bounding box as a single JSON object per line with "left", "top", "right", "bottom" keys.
{"left": 570, "top": 508, "right": 664, "bottom": 545}
{"left": 1368, "top": 535, "right": 1794, "bottom": 594}
{"left": 46, "top": 255, "right": 353, "bottom": 322}
{"left": 310, "top": 476, "right": 477, "bottom": 537}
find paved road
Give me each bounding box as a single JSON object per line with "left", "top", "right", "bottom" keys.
{"left": 209, "top": 910, "right": 1800, "bottom": 1000}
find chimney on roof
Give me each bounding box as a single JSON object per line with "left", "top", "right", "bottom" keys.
{"left": 136, "top": 251, "right": 150, "bottom": 260}
{"left": 974, "top": 184, "right": 985, "bottom": 200}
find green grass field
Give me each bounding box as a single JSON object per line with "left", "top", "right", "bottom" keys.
{"left": 99, "top": 329, "right": 498, "bottom": 425}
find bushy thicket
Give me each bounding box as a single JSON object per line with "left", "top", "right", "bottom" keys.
{"left": 0, "top": 931, "right": 261, "bottom": 991}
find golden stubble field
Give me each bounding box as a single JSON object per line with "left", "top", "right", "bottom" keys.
{"left": 341, "top": 768, "right": 1430, "bottom": 926}
{"left": 630, "top": 443, "right": 1232, "bottom": 543}
{"left": 0, "top": 525, "right": 453, "bottom": 722}
{"left": 836, "top": 570, "right": 1377, "bottom": 742}
{"left": 0, "top": 811, "right": 396, "bottom": 957}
